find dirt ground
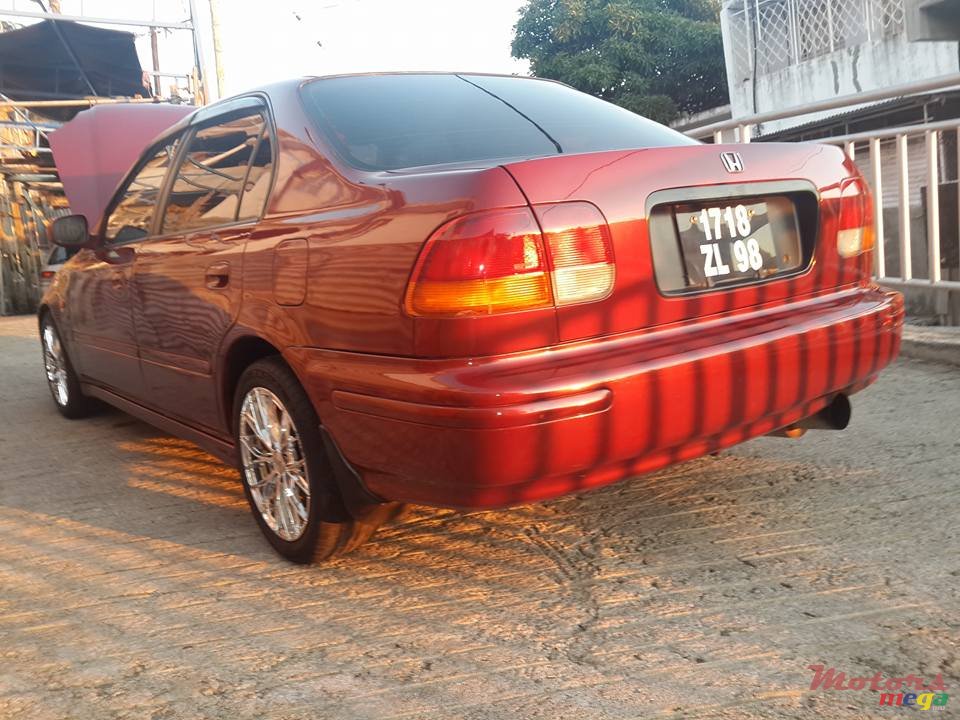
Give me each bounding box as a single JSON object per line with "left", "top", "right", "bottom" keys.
{"left": 1, "top": 313, "right": 957, "bottom": 719}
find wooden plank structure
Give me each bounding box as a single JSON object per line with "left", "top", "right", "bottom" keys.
{"left": 0, "top": 105, "right": 67, "bottom": 315}
{"left": 0, "top": 7, "right": 204, "bottom": 315}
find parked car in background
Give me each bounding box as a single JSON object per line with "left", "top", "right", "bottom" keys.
{"left": 38, "top": 244, "right": 77, "bottom": 296}
{"left": 39, "top": 73, "right": 903, "bottom": 563}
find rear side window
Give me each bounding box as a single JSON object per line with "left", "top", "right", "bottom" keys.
{"left": 105, "top": 140, "right": 180, "bottom": 243}
{"left": 300, "top": 74, "right": 696, "bottom": 171}
{"left": 161, "top": 110, "right": 272, "bottom": 234}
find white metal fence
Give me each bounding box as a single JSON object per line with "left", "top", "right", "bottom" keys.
{"left": 688, "top": 73, "right": 960, "bottom": 295}
{"left": 828, "top": 121, "right": 960, "bottom": 291}
{"left": 726, "top": 0, "right": 906, "bottom": 80}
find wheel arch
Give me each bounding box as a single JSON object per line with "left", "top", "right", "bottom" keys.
{"left": 220, "top": 332, "right": 391, "bottom": 523}
{"left": 219, "top": 334, "right": 285, "bottom": 431}
{"left": 37, "top": 303, "right": 52, "bottom": 328}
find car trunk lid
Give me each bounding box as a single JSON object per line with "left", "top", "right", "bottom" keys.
{"left": 502, "top": 142, "right": 868, "bottom": 343}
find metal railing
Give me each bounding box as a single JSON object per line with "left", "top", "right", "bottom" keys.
{"left": 686, "top": 73, "right": 960, "bottom": 294}
{"left": 825, "top": 121, "right": 960, "bottom": 292}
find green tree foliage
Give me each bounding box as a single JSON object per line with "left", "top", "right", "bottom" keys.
{"left": 512, "top": 0, "right": 729, "bottom": 124}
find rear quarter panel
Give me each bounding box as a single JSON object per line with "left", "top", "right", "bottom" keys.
{"left": 235, "top": 88, "right": 547, "bottom": 358}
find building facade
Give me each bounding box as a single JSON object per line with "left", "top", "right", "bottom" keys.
{"left": 716, "top": 0, "right": 960, "bottom": 322}
{"left": 721, "top": 0, "right": 960, "bottom": 135}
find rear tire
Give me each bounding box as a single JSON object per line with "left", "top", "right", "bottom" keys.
{"left": 40, "top": 316, "right": 95, "bottom": 419}
{"left": 233, "top": 357, "right": 397, "bottom": 563}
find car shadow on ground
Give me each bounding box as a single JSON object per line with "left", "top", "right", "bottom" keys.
{"left": 17, "top": 396, "right": 801, "bottom": 574}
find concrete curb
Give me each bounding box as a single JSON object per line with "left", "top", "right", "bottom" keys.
{"left": 900, "top": 325, "right": 960, "bottom": 368}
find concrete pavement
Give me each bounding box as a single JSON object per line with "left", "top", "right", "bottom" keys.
{"left": 1, "top": 314, "right": 958, "bottom": 719}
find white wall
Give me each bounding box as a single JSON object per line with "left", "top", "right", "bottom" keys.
{"left": 725, "top": 32, "right": 960, "bottom": 134}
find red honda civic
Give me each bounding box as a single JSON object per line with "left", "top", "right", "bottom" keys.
{"left": 40, "top": 73, "right": 903, "bottom": 562}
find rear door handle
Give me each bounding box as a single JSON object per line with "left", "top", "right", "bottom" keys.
{"left": 205, "top": 262, "right": 230, "bottom": 289}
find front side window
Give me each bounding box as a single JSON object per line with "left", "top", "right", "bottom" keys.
{"left": 161, "top": 111, "right": 271, "bottom": 235}
{"left": 104, "top": 139, "right": 180, "bottom": 244}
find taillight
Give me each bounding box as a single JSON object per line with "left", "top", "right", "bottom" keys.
{"left": 405, "top": 203, "right": 615, "bottom": 317}
{"left": 405, "top": 208, "right": 552, "bottom": 316}
{"left": 837, "top": 177, "right": 875, "bottom": 258}
{"left": 536, "top": 202, "right": 615, "bottom": 306}
{"left": 40, "top": 271, "right": 56, "bottom": 280}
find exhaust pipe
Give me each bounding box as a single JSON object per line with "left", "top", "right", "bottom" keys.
{"left": 769, "top": 394, "right": 851, "bottom": 438}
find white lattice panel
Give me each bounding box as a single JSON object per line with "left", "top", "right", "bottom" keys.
{"left": 725, "top": 0, "right": 906, "bottom": 78}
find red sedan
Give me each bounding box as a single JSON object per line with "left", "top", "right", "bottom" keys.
{"left": 40, "top": 73, "right": 902, "bottom": 562}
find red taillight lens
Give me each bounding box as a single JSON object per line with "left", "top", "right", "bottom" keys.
{"left": 406, "top": 207, "right": 553, "bottom": 316}
{"left": 40, "top": 271, "right": 56, "bottom": 280}
{"left": 837, "top": 177, "right": 875, "bottom": 258}
{"left": 536, "top": 201, "right": 615, "bottom": 306}
{"left": 406, "top": 203, "right": 615, "bottom": 317}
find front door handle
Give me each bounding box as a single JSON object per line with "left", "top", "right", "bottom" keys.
{"left": 205, "top": 262, "right": 230, "bottom": 289}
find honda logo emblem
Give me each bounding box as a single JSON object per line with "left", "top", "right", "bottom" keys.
{"left": 720, "top": 152, "right": 744, "bottom": 173}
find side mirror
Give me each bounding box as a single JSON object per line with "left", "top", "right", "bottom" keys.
{"left": 51, "top": 215, "right": 91, "bottom": 249}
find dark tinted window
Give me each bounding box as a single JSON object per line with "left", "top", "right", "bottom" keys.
{"left": 161, "top": 111, "right": 271, "bottom": 234}
{"left": 46, "top": 245, "right": 78, "bottom": 265}
{"left": 105, "top": 139, "right": 180, "bottom": 243}
{"left": 300, "top": 74, "right": 696, "bottom": 171}
{"left": 465, "top": 75, "right": 697, "bottom": 155}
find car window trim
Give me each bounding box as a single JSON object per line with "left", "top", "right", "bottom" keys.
{"left": 152, "top": 96, "right": 278, "bottom": 238}
{"left": 234, "top": 121, "right": 270, "bottom": 220}
{"left": 100, "top": 131, "right": 186, "bottom": 247}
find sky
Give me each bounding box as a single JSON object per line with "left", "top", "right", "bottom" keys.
{"left": 214, "top": 0, "right": 531, "bottom": 94}
{"left": 0, "top": 0, "right": 530, "bottom": 100}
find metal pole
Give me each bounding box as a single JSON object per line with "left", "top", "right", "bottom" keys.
{"left": 0, "top": 9, "right": 192, "bottom": 29}
{"left": 926, "top": 130, "right": 941, "bottom": 283}
{"left": 870, "top": 136, "right": 885, "bottom": 278}
{"left": 150, "top": 27, "right": 162, "bottom": 96}
{"left": 0, "top": 97, "right": 160, "bottom": 108}
{"left": 187, "top": 0, "right": 210, "bottom": 103}
{"left": 897, "top": 133, "right": 912, "bottom": 281}
{"left": 209, "top": 0, "right": 226, "bottom": 100}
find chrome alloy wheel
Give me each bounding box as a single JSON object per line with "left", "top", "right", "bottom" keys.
{"left": 238, "top": 387, "right": 311, "bottom": 542}
{"left": 42, "top": 324, "right": 69, "bottom": 407}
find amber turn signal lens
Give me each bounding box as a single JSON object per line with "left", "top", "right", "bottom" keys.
{"left": 406, "top": 203, "right": 615, "bottom": 317}
{"left": 406, "top": 208, "right": 553, "bottom": 316}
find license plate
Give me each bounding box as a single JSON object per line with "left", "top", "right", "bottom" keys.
{"left": 673, "top": 196, "right": 803, "bottom": 290}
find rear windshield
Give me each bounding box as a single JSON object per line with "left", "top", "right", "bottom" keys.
{"left": 300, "top": 74, "right": 696, "bottom": 171}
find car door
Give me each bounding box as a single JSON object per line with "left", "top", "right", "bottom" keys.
{"left": 65, "top": 137, "right": 181, "bottom": 400}
{"left": 131, "top": 101, "right": 275, "bottom": 433}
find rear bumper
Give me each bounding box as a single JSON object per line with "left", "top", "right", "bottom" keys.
{"left": 288, "top": 286, "right": 904, "bottom": 509}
